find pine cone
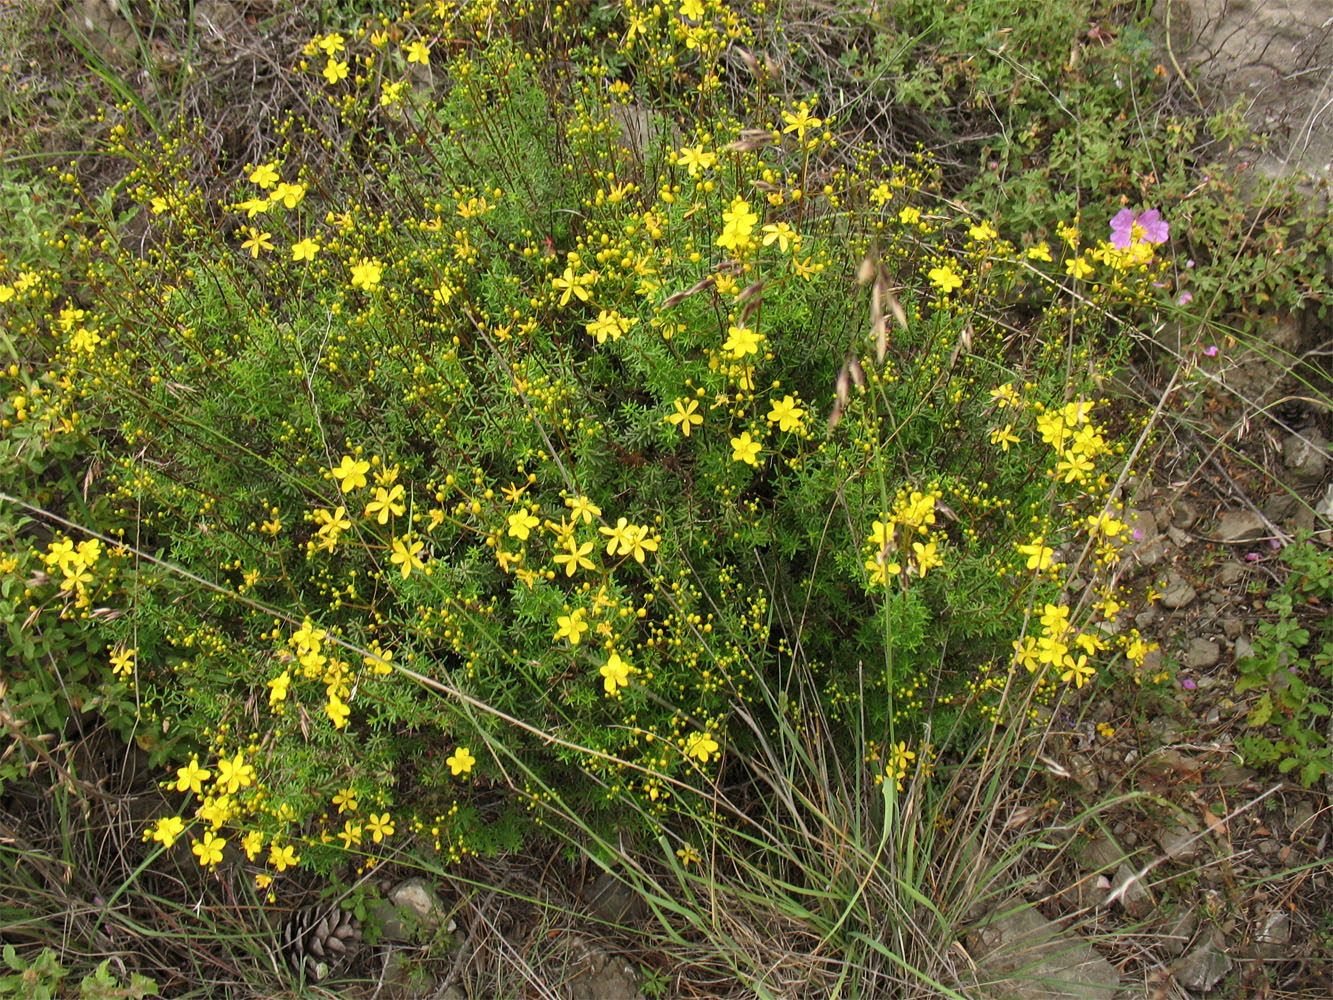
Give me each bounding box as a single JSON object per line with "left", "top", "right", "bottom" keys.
{"left": 279, "top": 905, "right": 362, "bottom": 980}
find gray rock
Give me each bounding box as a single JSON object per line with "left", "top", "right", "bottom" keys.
{"left": 1165, "top": 0, "right": 1333, "bottom": 190}
{"left": 562, "top": 937, "right": 644, "bottom": 1000}
{"left": 1213, "top": 763, "right": 1257, "bottom": 786}
{"left": 965, "top": 901, "right": 1120, "bottom": 1000}
{"left": 372, "top": 901, "right": 415, "bottom": 944}
{"left": 1156, "top": 820, "right": 1203, "bottom": 861}
{"left": 1124, "top": 510, "right": 1168, "bottom": 569}
{"left": 1144, "top": 715, "right": 1181, "bottom": 744}
{"left": 1135, "top": 609, "right": 1158, "bottom": 631}
{"left": 1159, "top": 574, "right": 1198, "bottom": 610}
{"left": 1081, "top": 834, "right": 1130, "bottom": 872}
{"left": 1167, "top": 526, "right": 1192, "bottom": 548}
{"left": 1221, "top": 618, "right": 1243, "bottom": 639}
{"left": 1160, "top": 907, "right": 1197, "bottom": 958}
{"left": 1183, "top": 639, "right": 1221, "bottom": 670}
{"left": 1217, "top": 561, "right": 1246, "bottom": 586}
{"left": 1171, "top": 501, "right": 1200, "bottom": 529}
{"left": 1232, "top": 636, "right": 1255, "bottom": 663}
{"left": 379, "top": 878, "right": 449, "bottom": 941}
{"left": 1213, "top": 510, "right": 1266, "bottom": 543}
{"left": 583, "top": 870, "right": 647, "bottom": 922}
{"left": 1282, "top": 430, "right": 1329, "bottom": 482}
{"left": 1175, "top": 939, "right": 1231, "bottom": 992}
{"left": 1112, "top": 863, "right": 1153, "bottom": 918}
{"left": 1256, "top": 909, "right": 1290, "bottom": 957}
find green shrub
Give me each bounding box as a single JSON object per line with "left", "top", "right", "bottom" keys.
{"left": 1, "top": 0, "right": 1170, "bottom": 889}
{"left": 1235, "top": 534, "right": 1333, "bottom": 788}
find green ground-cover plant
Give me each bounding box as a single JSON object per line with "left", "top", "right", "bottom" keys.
{"left": 1, "top": 946, "right": 158, "bottom": 1000}
{"left": 815, "top": 0, "right": 1331, "bottom": 332}
{"left": 1234, "top": 533, "right": 1333, "bottom": 788}
{"left": 0, "top": 0, "right": 1175, "bottom": 895}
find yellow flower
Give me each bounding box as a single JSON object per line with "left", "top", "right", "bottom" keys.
{"left": 350, "top": 258, "right": 384, "bottom": 291}
{"left": 1012, "top": 635, "right": 1040, "bottom": 673}
{"left": 271, "top": 182, "right": 305, "bottom": 208}
{"left": 989, "top": 425, "right": 1019, "bottom": 451}
{"left": 722, "top": 324, "right": 763, "bottom": 359}
{"left": 326, "top": 695, "right": 351, "bottom": 729}
{"left": 364, "top": 484, "right": 406, "bottom": 524}
{"left": 390, "top": 535, "right": 426, "bottom": 579}
{"left": 248, "top": 163, "right": 280, "bottom": 188}
{"left": 507, "top": 510, "right": 539, "bottom": 540}
{"left": 333, "top": 787, "right": 358, "bottom": 813}
{"left": 683, "top": 731, "right": 719, "bottom": 763}
{"left": 912, "top": 540, "right": 942, "bottom": 576}
{"left": 367, "top": 812, "right": 395, "bottom": 842}
{"left": 928, "top": 265, "right": 962, "bottom": 294}
{"left": 551, "top": 265, "right": 595, "bottom": 306}
{"left": 676, "top": 843, "right": 702, "bottom": 865}
{"left": 1016, "top": 537, "right": 1054, "bottom": 571}
{"left": 553, "top": 537, "right": 595, "bottom": 577}
{"left": 781, "top": 101, "right": 822, "bottom": 141}
{"left": 767, "top": 394, "right": 805, "bottom": 433}
{"left": 149, "top": 816, "right": 185, "bottom": 848}
{"left": 404, "top": 40, "right": 431, "bottom": 65}
{"left": 600, "top": 652, "right": 632, "bottom": 694}
{"left": 1026, "top": 241, "right": 1053, "bottom": 262}
{"left": 565, "top": 495, "right": 602, "bottom": 524}
{"left": 622, "top": 524, "right": 660, "bottom": 563}
{"left": 267, "top": 670, "right": 291, "bottom": 707}
{"left": 667, "top": 397, "right": 703, "bottom": 437}
{"left": 761, "top": 222, "right": 799, "bottom": 252}
{"left": 554, "top": 609, "right": 588, "bottom": 646}
{"left": 968, "top": 220, "right": 998, "bottom": 241}
{"left": 446, "top": 747, "right": 476, "bottom": 776}
{"left": 730, "top": 431, "right": 761, "bottom": 466}
{"left": 322, "top": 58, "right": 349, "bottom": 84}
{"left": 599, "top": 517, "right": 633, "bottom": 555}
{"left": 364, "top": 645, "right": 394, "bottom": 675}
{"left": 193, "top": 831, "right": 226, "bottom": 868}
{"left": 241, "top": 227, "right": 273, "bottom": 257}
{"left": 215, "top": 752, "right": 255, "bottom": 795}
{"left": 1061, "top": 654, "right": 1095, "bottom": 688}
{"left": 317, "top": 32, "right": 345, "bottom": 56}
{"left": 338, "top": 820, "right": 363, "bottom": 849}
{"left": 175, "top": 758, "right": 211, "bottom": 795}
{"left": 898, "top": 206, "right": 921, "bottom": 225}
{"left": 678, "top": 0, "right": 704, "bottom": 20}
{"left": 197, "top": 794, "right": 233, "bottom": 829}
{"left": 269, "top": 842, "right": 300, "bottom": 872}
{"left": 332, "top": 455, "right": 370, "bottom": 491}
{"left": 677, "top": 145, "right": 716, "bottom": 176}
{"left": 291, "top": 237, "right": 320, "bottom": 262}
{"left": 585, "top": 310, "right": 634, "bottom": 344}
{"left": 110, "top": 646, "right": 136, "bottom": 678}
{"left": 1065, "top": 256, "right": 1093, "bottom": 280}
{"left": 716, "top": 198, "right": 758, "bottom": 252}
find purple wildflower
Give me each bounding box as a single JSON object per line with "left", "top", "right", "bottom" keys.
{"left": 1203, "top": 344, "right": 1218, "bottom": 357}
{"left": 1109, "top": 208, "right": 1170, "bottom": 249}
{"left": 1109, "top": 209, "right": 1136, "bottom": 250}
{"left": 1136, "top": 209, "right": 1169, "bottom": 244}
{"left": 1181, "top": 677, "right": 1197, "bottom": 690}
{"left": 1178, "top": 290, "right": 1194, "bottom": 305}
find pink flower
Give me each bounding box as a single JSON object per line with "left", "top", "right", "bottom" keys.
{"left": 1181, "top": 677, "right": 1197, "bottom": 690}
{"left": 1177, "top": 290, "right": 1193, "bottom": 305}
{"left": 1203, "top": 344, "right": 1218, "bottom": 357}
{"left": 1109, "top": 208, "right": 1170, "bottom": 250}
